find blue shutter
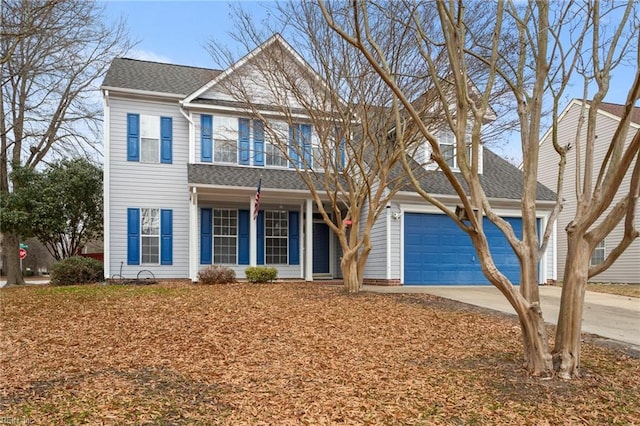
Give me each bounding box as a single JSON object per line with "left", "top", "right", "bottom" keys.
{"left": 257, "top": 210, "right": 265, "bottom": 265}
{"left": 160, "top": 117, "right": 173, "bottom": 164}
{"left": 338, "top": 138, "right": 346, "bottom": 169}
{"left": 160, "top": 209, "right": 173, "bottom": 265}
{"left": 127, "top": 114, "right": 140, "bottom": 162}
{"left": 288, "top": 125, "right": 298, "bottom": 168}
{"left": 289, "top": 211, "right": 300, "bottom": 265}
{"left": 200, "top": 208, "right": 212, "bottom": 264}
{"left": 254, "top": 120, "right": 264, "bottom": 166}
{"left": 238, "top": 118, "right": 250, "bottom": 165}
{"left": 201, "top": 115, "right": 212, "bottom": 163}
{"left": 127, "top": 208, "right": 140, "bottom": 265}
{"left": 238, "top": 210, "right": 250, "bottom": 265}
{"left": 301, "top": 124, "right": 312, "bottom": 168}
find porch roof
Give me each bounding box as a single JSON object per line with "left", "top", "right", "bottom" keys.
{"left": 188, "top": 164, "right": 320, "bottom": 191}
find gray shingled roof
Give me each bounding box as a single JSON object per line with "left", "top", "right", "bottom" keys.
{"left": 102, "top": 58, "right": 221, "bottom": 96}
{"left": 392, "top": 148, "right": 556, "bottom": 201}
{"left": 189, "top": 148, "right": 556, "bottom": 201}
{"left": 189, "top": 164, "right": 322, "bottom": 191}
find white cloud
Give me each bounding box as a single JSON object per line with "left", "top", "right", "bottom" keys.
{"left": 125, "top": 49, "right": 173, "bottom": 64}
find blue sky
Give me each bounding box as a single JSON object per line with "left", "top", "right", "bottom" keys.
{"left": 102, "top": 1, "right": 271, "bottom": 69}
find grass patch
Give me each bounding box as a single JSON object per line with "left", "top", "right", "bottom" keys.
{"left": 2, "top": 283, "right": 639, "bottom": 424}
{"left": 555, "top": 281, "right": 640, "bottom": 298}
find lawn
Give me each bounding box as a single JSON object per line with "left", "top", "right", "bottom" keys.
{"left": 1, "top": 283, "right": 638, "bottom": 425}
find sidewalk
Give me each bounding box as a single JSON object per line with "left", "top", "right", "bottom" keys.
{"left": 364, "top": 285, "right": 640, "bottom": 350}
{"left": 0, "top": 276, "right": 50, "bottom": 288}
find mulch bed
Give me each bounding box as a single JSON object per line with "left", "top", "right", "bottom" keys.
{"left": 1, "top": 282, "right": 638, "bottom": 425}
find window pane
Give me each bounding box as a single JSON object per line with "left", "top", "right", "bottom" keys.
{"left": 437, "top": 130, "right": 456, "bottom": 167}
{"left": 142, "top": 236, "right": 159, "bottom": 264}
{"left": 590, "top": 240, "right": 605, "bottom": 266}
{"left": 265, "top": 211, "right": 288, "bottom": 264}
{"left": 266, "top": 143, "right": 287, "bottom": 167}
{"left": 141, "top": 137, "right": 159, "bottom": 163}
{"left": 141, "top": 209, "right": 159, "bottom": 235}
{"left": 141, "top": 208, "right": 160, "bottom": 264}
{"left": 214, "top": 139, "right": 237, "bottom": 163}
{"left": 213, "top": 209, "right": 237, "bottom": 264}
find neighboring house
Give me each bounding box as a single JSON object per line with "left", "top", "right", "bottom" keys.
{"left": 537, "top": 99, "right": 640, "bottom": 284}
{"left": 102, "top": 34, "right": 557, "bottom": 285}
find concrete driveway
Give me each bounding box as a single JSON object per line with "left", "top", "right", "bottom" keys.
{"left": 364, "top": 285, "right": 640, "bottom": 351}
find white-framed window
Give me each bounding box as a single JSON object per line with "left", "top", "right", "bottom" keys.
{"left": 265, "top": 210, "right": 288, "bottom": 264}
{"left": 437, "top": 130, "right": 456, "bottom": 167}
{"left": 312, "top": 131, "right": 323, "bottom": 170}
{"left": 213, "top": 209, "right": 237, "bottom": 264}
{"left": 214, "top": 116, "right": 238, "bottom": 164}
{"left": 141, "top": 208, "right": 160, "bottom": 264}
{"left": 590, "top": 240, "right": 606, "bottom": 266}
{"left": 140, "top": 115, "right": 160, "bottom": 163}
{"left": 426, "top": 128, "right": 479, "bottom": 172}
{"left": 266, "top": 121, "right": 288, "bottom": 167}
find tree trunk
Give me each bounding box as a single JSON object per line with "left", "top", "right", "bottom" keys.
{"left": 341, "top": 253, "right": 361, "bottom": 293}
{"left": 4, "top": 232, "right": 25, "bottom": 285}
{"left": 553, "top": 235, "right": 589, "bottom": 379}
{"left": 516, "top": 297, "right": 553, "bottom": 375}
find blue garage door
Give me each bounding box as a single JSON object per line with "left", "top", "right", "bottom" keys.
{"left": 404, "top": 213, "right": 525, "bottom": 285}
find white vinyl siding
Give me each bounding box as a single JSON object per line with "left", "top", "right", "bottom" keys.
{"left": 107, "top": 97, "right": 189, "bottom": 279}
{"left": 537, "top": 100, "right": 640, "bottom": 283}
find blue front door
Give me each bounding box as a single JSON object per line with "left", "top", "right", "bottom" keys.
{"left": 313, "top": 222, "right": 330, "bottom": 274}
{"left": 404, "top": 213, "right": 527, "bottom": 285}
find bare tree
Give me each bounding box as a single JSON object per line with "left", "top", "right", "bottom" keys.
{"left": 206, "top": 4, "right": 435, "bottom": 292}
{"left": 0, "top": 0, "right": 132, "bottom": 285}
{"left": 316, "top": 0, "right": 639, "bottom": 378}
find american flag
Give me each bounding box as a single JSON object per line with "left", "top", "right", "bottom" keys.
{"left": 253, "top": 177, "right": 262, "bottom": 220}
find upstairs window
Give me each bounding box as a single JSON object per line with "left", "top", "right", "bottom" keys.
{"left": 437, "top": 130, "right": 456, "bottom": 167}
{"left": 140, "top": 116, "right": 160, "bottom": 163}
{"left": 427, "top": 128, "right": 480, "bottom": 173}
{"left": 127, "top": 113, "right": 172, "bottom": 163}
{"left": 214, "top": 116, "right": 238, "bottom": 164}
{"left": 266, "top": 121, "right": 288, "bottom": 167}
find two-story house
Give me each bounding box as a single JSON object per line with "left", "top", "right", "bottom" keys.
{"left": 537, "top": 99, "right": 640, "bottom": 284}
{"left": 102, "top": 35, "right": 557, "bottom": 285}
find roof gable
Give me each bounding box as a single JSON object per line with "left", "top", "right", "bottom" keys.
{"left": 184, "top": 34, "right": 339, "bottom": 112}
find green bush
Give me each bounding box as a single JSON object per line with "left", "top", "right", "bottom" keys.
{"left": 245, "top": 266, "right": 278, "bottom": 283}
{"left": 198, "top": 265, "right": 236, "bottom": 284}
{"left": 50, "top": 256, "right": 104, "bottom": 286}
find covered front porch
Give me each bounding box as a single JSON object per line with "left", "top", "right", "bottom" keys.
{"left": 188, "top": 183, "right": 342, "bottom": 282}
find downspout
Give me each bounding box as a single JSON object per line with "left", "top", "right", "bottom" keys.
{"left": 103, "top": 89, "right": 111, "bottom": 279}
{"left": 179, "top": 101, "right": 194, "bottom": 163}
{"left": 386, "top": 204, "right": 391, "bottom": 280}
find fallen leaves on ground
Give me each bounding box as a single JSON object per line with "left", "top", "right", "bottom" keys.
{"left": 1, "top": 283, "right": 638, "bottom": 425}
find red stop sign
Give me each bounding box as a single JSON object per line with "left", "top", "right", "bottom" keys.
{"left": 19, "top": 248, "right": 27, "bottom": 260}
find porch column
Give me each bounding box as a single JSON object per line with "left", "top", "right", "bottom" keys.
{"left": 189, "top": 187, "right": 198, "bottom": 281}
{"left": 305, "top": 198, "right": 313, "bottom": 281}
{"left": 249, "top": 194, "right": 257, "bottom": 266}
